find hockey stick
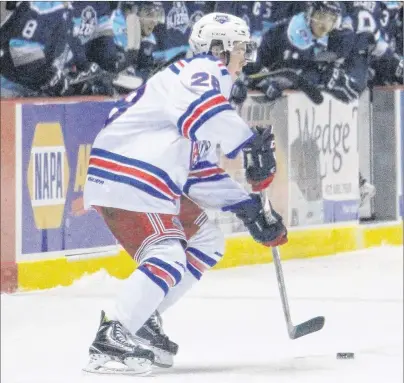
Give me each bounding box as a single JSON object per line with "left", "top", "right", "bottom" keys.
{"left": 248, "top": 68, "right": 324, "bottom": 105}
{"left": 260, "top": 191, "right": 325, "bottom": 339}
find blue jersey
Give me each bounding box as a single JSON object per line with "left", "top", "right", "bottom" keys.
{"left": 152, "top": 1, "right": 215, "bottom": 63}
{"left": 379, "top": 2, "right": 403, "bottom": 52}
{"left": 344, "top": 2, "right": 402, "bottom": 85}
{"left": 344, "top": 2, "right": 390, "bottom": 56}
{"left": 0, "top": 1, "right": 73, "bottom": 90}
{"left": 71, "top": 1, "right": 121, "bottom": 71}
{"left": 111, "top": 8, "right": 156, "bottom": 78}
{"left": 137, "top": 34, "right": 157, "bottom": 80}
{"left": 258, "top": 13, "right": 336, "bottom": 71}
{"left": 215, "top": 1, "right": 306, "bottom": 46}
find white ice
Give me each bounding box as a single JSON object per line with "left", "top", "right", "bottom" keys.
{"left": 2, "top": 246, "right": 403, "bottom": 383}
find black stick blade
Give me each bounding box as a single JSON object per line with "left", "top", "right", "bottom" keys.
{"left": 290, "top": 316, "right": 325, "bottom": 339}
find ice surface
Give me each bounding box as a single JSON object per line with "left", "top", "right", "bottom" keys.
{"left": 2, "top": 246, "right": 403, "bottom": 383}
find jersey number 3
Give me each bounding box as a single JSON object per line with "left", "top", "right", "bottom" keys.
{"left": 191, "top": 72, "right": 220, "bottom": 91}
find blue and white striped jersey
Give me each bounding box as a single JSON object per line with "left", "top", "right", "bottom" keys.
{"left": 84, "top": 55, "right": 253, "bottom": 214}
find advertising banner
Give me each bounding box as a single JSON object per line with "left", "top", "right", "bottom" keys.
{"left": 399, "top": 90, "right": 403, "bottom": 218}
{"left": 288, "top": 93, "right": 360, "bottom": 226}
{"left": 1, "top": 100, "right": 17, "bottom": 292}
{"left": 212, "top": 94, "right": 289, "bottom": 235}
{"left": 20, "top": 101, "right": 118, "bottom": 261}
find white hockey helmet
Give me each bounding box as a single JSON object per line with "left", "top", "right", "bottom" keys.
{"left": 189, "top": 12, "right": 257, "bottom": 62}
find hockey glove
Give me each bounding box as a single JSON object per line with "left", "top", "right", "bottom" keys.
{"left": 243, "top": 125, "right": 276, "bottom": 191}
{"left": 321, "top": 66, "right": 359, "bottom": 103}
{"left": 229, "top": 73, "right": 248, "bottom": 105}
{"left": 41, "top": 69, "right": 71, "bottom": 96}
{"left": 256, "top": 78, "right": 283, "bottom": 102}
{"left": 230, "top": 194, "right": 287, "bottom": 247}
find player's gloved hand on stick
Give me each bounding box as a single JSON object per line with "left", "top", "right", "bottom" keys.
{"left": 230, "top": 194, "right": 288, "bottom": 247}
{"left": 243, "top": 125, "right": 276, "bottom": 191}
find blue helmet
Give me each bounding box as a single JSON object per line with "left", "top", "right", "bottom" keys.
{"left": 308, "top": 1, "right": 342, "bottom": 18}
{"left": 306, "top": 1, "right": 342, "bottom": 37}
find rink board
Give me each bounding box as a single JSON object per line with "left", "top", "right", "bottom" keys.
{"left": 1, "top": 89, "right": 403, "bottom": 292}
{"left": 17, "top": 222, "right": 403, "bottom": 290}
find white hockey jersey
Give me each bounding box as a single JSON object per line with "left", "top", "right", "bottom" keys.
{"left": 84, "top": 55, "right": 254, "bottom": 214}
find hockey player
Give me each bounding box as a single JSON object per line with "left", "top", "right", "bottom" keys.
{"left": 83, "top": 12, "right": 286, "bottom": 375}
{"left": 0, "top": 1, "right": 73, "bottom": 97}
{"left": 135, "top": 1, "right": 164, "bottom": 80}
{"left": 344, "top": 1, "right": 403, "bottom": 87}
{"left": 152, "top": 1, "right": 215, "bottom": 63}
{"left": 215, "top": 1, "right": 307, "bottom": 47}
{"left": 113, "top": 1, "right": 165, "bottom": 83}
{"left": 230, "top": 1, "right": 349, "bottom": 105}
{"left": 71, "top": 1, "right": 120, "bottom": 72}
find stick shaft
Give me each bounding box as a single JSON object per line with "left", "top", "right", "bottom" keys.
{"left": 259, "top": 191, "right": 293, "bottom": 331}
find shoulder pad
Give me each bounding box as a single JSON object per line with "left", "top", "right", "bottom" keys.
{"left": 30, "top": 1, "right": 66, "bottom": 14}
{"left": 186, "top": 55, "right": 230, "bottom": 76}
{"left": 287, "top": 13, "right": 314, "bottom": 50}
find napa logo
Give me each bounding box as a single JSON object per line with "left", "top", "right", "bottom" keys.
{"left": 166, "top": 2, "right": 189, "bottom": 34}
{"left": 27, "top": 123, "right": 70, "bottom": 230}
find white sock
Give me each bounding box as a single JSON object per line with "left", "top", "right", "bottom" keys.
{"left": 158, "top": 220, "right": 225, "bottom": 314}
{"left": 113, "top": 270, "right": 166, "bottom": 335}
{"left": 111, "top": 239, "right": 186, "bottom": 335}
{"left": 157, "top": 270, "right": 199, "bottom": 313}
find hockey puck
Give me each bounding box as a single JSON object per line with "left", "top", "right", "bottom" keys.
{"left": 336, "top": 353, "right": 355, "bottom": 359}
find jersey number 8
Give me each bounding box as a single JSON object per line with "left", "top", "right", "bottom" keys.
{"left": 22, "top": 19, "right": 38, "bottom": 39}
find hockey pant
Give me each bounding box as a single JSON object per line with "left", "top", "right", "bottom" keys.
{"left": 93, "top": 196, "right": 224, "bottom": 335}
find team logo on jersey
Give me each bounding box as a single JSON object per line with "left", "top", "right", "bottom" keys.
{"left": 190, "top": 141, "right": 211, "bottom": 167}
{"left": 214, "top": 14, "right": 230, "bottom": 24}
{"left": 166, "top": 2, "right": 190, "bottom": 34}
{"left": 74, "top": 5, "right": 97, "bottom": 43}
{"left": 27, "top": 123, "right": 70, "bottom": 229}
{"left": 298, "top": 28, "right": 310, "bottom": 42}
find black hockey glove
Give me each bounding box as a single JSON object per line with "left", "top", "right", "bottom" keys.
{"left": 41, "top": 69, "right": 71, "bottom": 96}
{"left": 69, "top": 63, "right": 115, "bottom": 96}
{"left": 255, "top": 78, "right": 283, "bottom": 102}
{"left": 321, "top": 66, "right": 359, "bottom": 103}
{"left": 229, "top": 73, "right": 248, "bottom": 105}
{"left": 229, "top": 194, "right": 287, "bottom": 247}
{"left": 242, "top": 125, "right": 276, "bottom": 191}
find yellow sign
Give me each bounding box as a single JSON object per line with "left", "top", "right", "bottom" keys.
{"left": 27, "top": 123, "right": 70, "bottom": 229}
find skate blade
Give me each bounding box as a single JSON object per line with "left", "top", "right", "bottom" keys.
{"left": 153, "top": 350, "right": 174, "bottom": 368}
{"left": 83, "top": 355, "right": 152, "bottom": 376}
{"left": 132, "top": 336, "right": 174, "bottom": 368}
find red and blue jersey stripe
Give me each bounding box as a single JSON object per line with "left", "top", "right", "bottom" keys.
{"left": 218, "top": 62, "right": 230, "bottom": 76}
{"left": 168, "top": 59, "right": 186, "bottom": 75}
{"left": 87, "top": 148, "right": 182, "bottom": 202}
{"left": 139, "top": 257, "right": 184, "bottom": 295}
{"left": 184, "top": 161, "right": 230, "bottom": 194}
{"left": 177, "top": 89, "right": 233, "bottom": 141}
{"left": 186, "top": 247, "right": 223, "bottom": 280}
{"left": 169, "top": 55, "right": 230, "bottom": 76}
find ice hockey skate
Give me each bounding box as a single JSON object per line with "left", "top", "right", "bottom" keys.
{"left": 83, "top": 311, "right": 155, "bottom": 376}
{"left": 134, "top": 311, "right": 179, "bottom": 368}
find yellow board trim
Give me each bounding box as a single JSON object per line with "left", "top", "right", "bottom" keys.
{"left": 17, "top": 223, "right": 403, "bottom": 291}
